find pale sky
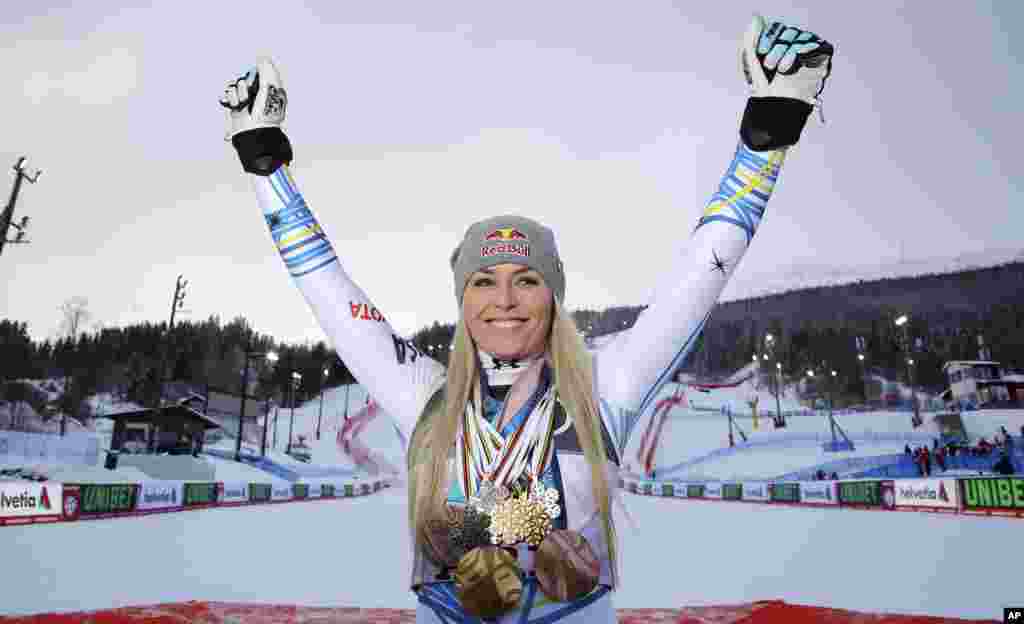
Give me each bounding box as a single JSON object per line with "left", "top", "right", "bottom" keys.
{"left": 1, "top": 1, "right": 1020, "bottom": 346}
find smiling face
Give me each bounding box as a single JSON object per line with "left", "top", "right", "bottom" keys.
{"left": 462, "top": 263, "right": 554, "bottom": 360}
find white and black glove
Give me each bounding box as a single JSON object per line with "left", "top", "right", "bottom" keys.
{"left": 739, "top": 15, "right": 834, "bottom": 150}
{"left": 220, "top": 58, "right": 292, "bottom": 175}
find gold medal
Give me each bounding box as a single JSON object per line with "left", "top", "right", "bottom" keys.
{"left": 454, "top": 546, "right": 523, "bottom": 619}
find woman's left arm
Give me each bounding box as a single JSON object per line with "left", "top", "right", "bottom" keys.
{"left": 595, "top": 16, "right": 834, "bottom": 452}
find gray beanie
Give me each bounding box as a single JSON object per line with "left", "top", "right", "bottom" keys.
{"left": 450, "top": 215, "right": 565, "bottom": 306}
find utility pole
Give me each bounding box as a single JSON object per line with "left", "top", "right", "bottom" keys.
{"left": 1, "top": 157, "right": 42, "bottom": 257}
{"left": 155, "top": 276, "right": 187, "bottom": 436}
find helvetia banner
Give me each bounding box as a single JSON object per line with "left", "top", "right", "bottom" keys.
{"left": 0, "top": 482, "right": 62, "bottom": 518}
{"left": 271, "top": 484, "right": 293, "bottom": 501}
{"left": 137, "top": 481, "right": 184, "bottom": 511}
{"left": 961, "top": 477, "right": 1024, "bottom": 512}
{"left": 799, "top": 481, "right": 838, "bottom": 505}
{"left": 894, "top": 479, "right": 959, "bottom": 509}
{"left": 704, "top": 483, "right": 723, "bottom": 499}
{"left": 220, "top": 482, "right": 248, "bottom": 504}
{"left": 742, "top": 482, "right": 769, "bottom": 502}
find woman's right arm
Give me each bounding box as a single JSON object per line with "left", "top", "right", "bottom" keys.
{"left": 249, "top": 165, "right": 446, "bottom": 446}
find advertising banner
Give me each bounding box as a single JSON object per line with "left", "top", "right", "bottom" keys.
{"left": 642, "top": 482, "right": 653, "bottom": 496}
{"left": 675, "top": 483, "right": 688, "bottom": 498}
{"left": 319, "top": 483, "right": 335, "bottom": 498}
{"left": 0, "top": 482, "right": 62, "bottom": 519}
{"left": 661, "top": 483, "right": 674, "bottom": 497}
{"left": 961, "top": 477, "right": 1024, "bottom": 512}
{"left": 799, "top": 481, "right": 838, "bottom": 505}
{"left": 137, "top": 481, "right": 184, "bottom": 511}
{"left": 893, "top": 479, "right": 959, "bottom": 510}
{"left": 686, "top": 484, "right": 704, "bottom": 499}
{"left": 742, "top": 482, "right": 769, "bottom": 502}
{"left": 183, "top": 483, "right": 218, "bottom": 507}
{"left": 78, "top": 483, "right": 137, "bottom": 515}
{"left": 343, "top": 483, "right": 354, "bottom": 497}
{"left": 722, "top": 483, "right": 742, "bottom": 501}
{"left": 271, "top": 484, "right": 293, "bottom": 502}
{"left": 220, "top": 482, "right": 248, "bottom": 505}
{"left": 249, "top": 483, "right": 272, "bottom": 503}
{"left": 704, "top": 483, "right": 723, "bottom": 499}
{"left": 292, "top": 483, "right": 309, "bottom": 500}
{"left": 769, "top": 482, "right": 800, "bottom": 503}
{"left": 838, "top": 480, "right": 882, "bottom": 507}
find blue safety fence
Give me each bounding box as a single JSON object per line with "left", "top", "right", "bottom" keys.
{"left": 203, "top": 448, "right": 358, "bottom": 482}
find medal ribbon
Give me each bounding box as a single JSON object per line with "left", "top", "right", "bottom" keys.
{"left": 456, "top": 384, "right": 559, "bottom": 501}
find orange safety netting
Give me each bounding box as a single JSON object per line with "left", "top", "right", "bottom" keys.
{"left": 0, "top": 601, "right": 997, "bottom": 623}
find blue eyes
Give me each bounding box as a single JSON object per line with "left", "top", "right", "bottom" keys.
{"left": 471, "top": 276, "right": 539, "bottom": 288}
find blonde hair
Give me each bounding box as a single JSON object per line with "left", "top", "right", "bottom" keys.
{"left": 406, "top": 304, "right": 619, "bottom": 584}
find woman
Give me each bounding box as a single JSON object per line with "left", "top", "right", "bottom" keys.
{"left": 220, "top": 14, "right": 833, "bottom": 623}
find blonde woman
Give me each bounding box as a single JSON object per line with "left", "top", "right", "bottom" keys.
{"left": 220, "top": 15, "right": 833, "bottom": 623}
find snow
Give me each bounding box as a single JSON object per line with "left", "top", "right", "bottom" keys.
{"left": 3, "top": 376, "right": 1022, "bottom": 619}
{"left": 3, "top": 482, "right": 1020, "bottom": 620}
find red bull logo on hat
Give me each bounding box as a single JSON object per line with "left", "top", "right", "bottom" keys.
{"left": 484, "top": 228, "right": 529, "bottom": 242}
{"left": 481, "top": 227, "right": 530, "bottom": 258}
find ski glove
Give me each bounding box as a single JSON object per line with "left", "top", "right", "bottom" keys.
{"left": 739, "top": 15, "right": 834, "bottom": 151}
{"left": 220, "top": 58, "right": 293, "bottom": 175}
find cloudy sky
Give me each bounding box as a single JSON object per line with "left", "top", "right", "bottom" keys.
{"left": 1, "top": 1, "right": 1019, "bottom": 346}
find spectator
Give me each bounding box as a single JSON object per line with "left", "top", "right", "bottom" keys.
{"left": 829, "top": 471, "right": 839, "bottom": 480}
{"left": 935, "top": 446, "right": 946, "bottom": 472}
{"left": 1019, "top": 424, "right": 1024, "bottom": 439}
{"left": 993, "top": 452, "right": 1015, "bottom": 475}
{"left": 933, "top": 438, "right": 939, "bottom": 450}
{"left": 904, "top": 444, "right": 912, "bottom": 456}
{"left": 923, "top": 447, "right": 932, "bottom": 477}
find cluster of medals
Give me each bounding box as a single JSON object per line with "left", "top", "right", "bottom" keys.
{"left": 446, "top": 473, "right": 559, "bottom": 559}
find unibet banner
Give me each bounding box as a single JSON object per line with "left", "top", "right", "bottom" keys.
{"left": 319, "top": 483, "right": 335, "bottom": 498}
{"left": 770, "top": 483, "right": 800, "bottom": 503}
{"left": 686, "top": 484, "right": 704, "bottom": 498}
{"left": 292, "top": 483, "right": 309, "bottom": 500}
{"left": 961, "top": 477, "right": 1024, "bottom": 511}
{"left": 184, "top": 483, "right": 218, "bottom": 507}
{"left": 79, "top": 483, "right": 137, "bottom": 515}
{"left": 220, "top": 482, "right": 248, "bottom": 504}
{"left": 661, "top": 483, "right": 675, "bottom": 497}
{"left": 894, "top": 479, "right": 959, "bottom": 509}
{"left": 799, "top": 482, "right": 838, "bottom": 506}
{"left": 0, "top": 482, "right": 62, "bottom": 518}
{"left": 722, "top": 483, "right": 742, "bottom": 501}
{"left": 344, "top": 483, "right": 355, "bottom": 497}
{"left": 249, "top": 483, "right": 272, "bottom": 503}
{"left": 137, "top": 481, "right": 183, "bottom": 511}
{"left": 272, "top": 484, "right": 293, "bottom": 501}
{"left": 704, "top": 483, "right": 723, "bottom": 499}
{"left": 838, "top": 481, "right": 882, "bottom": 507}
{"left": 742, "top": 482, "right": 769, "bottom": 502}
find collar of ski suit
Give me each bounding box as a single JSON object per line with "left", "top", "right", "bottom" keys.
{"left": 477, "top": 349, "right": 546, "bottom": 389}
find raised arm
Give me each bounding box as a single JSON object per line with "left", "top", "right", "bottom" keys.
{"left": 221, "top": 60, "right": 445, "bottom": 445}
{"left": 595, "top": 16, "right": 834, "bottom": 449}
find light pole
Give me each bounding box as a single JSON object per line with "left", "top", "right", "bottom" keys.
{"left": 236, "top": 347, "right": 277, "bottom": 462}
{"left": 857, "top": 353, "right": 867, "bottom": 403}
{"left": 286, "top": 371, "right": 302, "bottom": 454}
{"left": 895, "top": 314, "right": 919, "bottom": 424}
{"left": 775, "top": 361, "right": 783, "bottom": 425}
{"left": 1, "top": 157, "right": 42, "bottom": 258}
{"left": 343, "top": 380, "right": 351, "bottom": 423}
{"left": 316, "top": 364, "right": 328, "bottom": 440}
{"left": 259, "top": 351, "right": 280, "bottom": 457}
